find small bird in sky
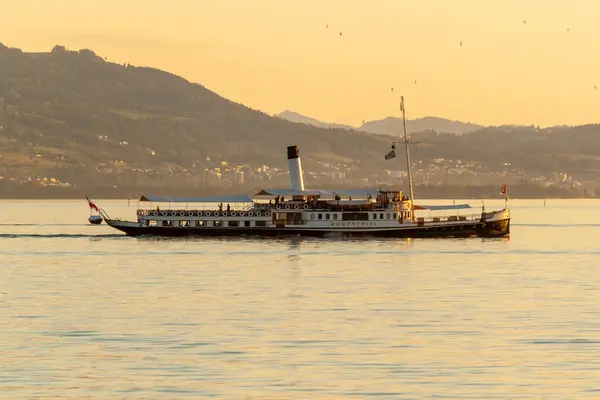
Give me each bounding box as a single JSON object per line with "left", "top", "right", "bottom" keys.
{"left": 414, "top": 80, "right": 417, "bottom": 84}
{"left": 391, "top": 87, "right": 394, "bottom": 92}
{"left": 326, "top": 24, "right": 328, "bottom": 28}
{"left": 595, "top": 85, "right": 597, "bottom": 90}
{"left": 523, "top": 20, "right": 527, "bottom": 24}
{"left": 460, "top": 41, "right": 463, "bottom": 46}
{"left": 566, "top": 28, "right": 570, "bottom": 32}
{"left": 339, "top": 32, "right": 343, "bottom": 36}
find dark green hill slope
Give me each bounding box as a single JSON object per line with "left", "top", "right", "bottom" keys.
{"left": 0, "top": 44, "right": 391, "bottom": 183}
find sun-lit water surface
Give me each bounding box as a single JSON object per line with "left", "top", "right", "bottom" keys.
{"left": 1, "top": 199, "right": 600, "bottom": 399}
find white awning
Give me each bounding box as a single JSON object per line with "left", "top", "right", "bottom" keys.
{"left": 253, "top": 189, "right": 330, "bottom": 197}
{"left": 139, "top": 194, "right": 253, "bottom": 203}
{"left": 253, "top": 188, "right": 395, "bottom": 198}
{"left": 415, "top": 204, "right": 472, "bottom": 210}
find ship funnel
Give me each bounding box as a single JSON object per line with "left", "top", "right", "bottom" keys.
{"left": 287, "top": 145, "right": 305, "bottom": 192}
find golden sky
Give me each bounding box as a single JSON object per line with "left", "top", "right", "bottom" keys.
{"left": 2, "top": 0, "right": 599, "bottom": 127}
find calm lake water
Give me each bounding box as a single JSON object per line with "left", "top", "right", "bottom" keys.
{"left": 1, "top": 199, "right": 600, "bottom": 399}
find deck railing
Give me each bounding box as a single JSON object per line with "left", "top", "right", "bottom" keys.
{"left": 137, "top": 208, "right": 273, "bottom": 218}
{"left": 98, "top": 208, "right": 112, "bottom": 221}
{"left": 137, "top": 203, "right": 399, "bottom": 215}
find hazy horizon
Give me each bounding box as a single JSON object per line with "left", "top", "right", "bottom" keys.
{"left": 2, "top": 0, "right": 599, "bottom": 128}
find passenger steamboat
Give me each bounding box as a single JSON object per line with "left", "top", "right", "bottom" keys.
{"left": 99, "top": 97, "right": 510, "bottom": 238}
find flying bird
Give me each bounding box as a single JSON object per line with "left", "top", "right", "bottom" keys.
{"left": 326, "top": 24, "right": 328, "bottom": 28}
{"left": 414, "top": 80, "right": 417, "bottom": 84}
{"left": 523, "top": 20, "right": 527, "bottom": 24}
{"left": 339, "top": 32, "right": 343, "bottom": 36}
{"left": 460, "top": 41, "right": 463, "bottom": 46}
{"left": 566, "top": 28, "right": 570, "bottom": 32}
{"left": 391, "top": 87, "right": 394, "bottom": 92}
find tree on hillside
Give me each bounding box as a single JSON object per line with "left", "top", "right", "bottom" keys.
{"left": 51, "top": 45, "right": 67, "bottom": 53}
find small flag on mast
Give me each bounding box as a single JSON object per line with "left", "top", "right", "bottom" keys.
{"left": 500, "top": 184, "right": 509, "bottom": 201}
{"left": 384, "top": 149, "right": 396, "bottom": 160}
{"left": 86, "top": 196, "right": 99, "bottom": 212}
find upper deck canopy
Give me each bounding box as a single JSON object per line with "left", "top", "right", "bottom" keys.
{"left": 414, "top": 204, "right": 472, "bottom": 210}
{"left": 139, "top": 194, "right": 253, "bottom": 203}
{"left": 253, "top": 188, "right": 400, "bottom": 198}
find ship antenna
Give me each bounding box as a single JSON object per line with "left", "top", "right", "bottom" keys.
{"left": 400, "top": 96, "right": 416, "bottom": 221}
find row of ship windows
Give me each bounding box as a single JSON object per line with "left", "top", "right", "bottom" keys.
{"left": 147, "top": 220, "right": 268, "bottom": 227}
{"left": 310, "top": 212, "right": 408, "bottom": 220}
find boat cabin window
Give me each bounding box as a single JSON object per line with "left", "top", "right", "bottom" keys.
{"left": 214, "top": 221, "right": 223, "bottom": 227}
{"left": 333, "top": 213, "right": 338, "bottom": 220}
{"left": 342, "top": 212, "right": 369, "bottom": 221}
{"left": 380, "top": 213, "right": 384, "bottom": 220}
{"left": 149, "top": 220, "right": 157, "bottom": 226}
{"left": 196, "top": 220, "right": 206, "bottom": 227}
{"left": 393, "top": 213, "right": 397, "bottom": 219}
{"left": 386, "top": 213, "right": 390, "bottom": 219}
{"left": 326, "top": 214, "right": 330, "bottom": 220}
{"left": 228, "top": 221, "right": 239, "bottom": 227}
{"left": 255, "top": 220, "right": 267, "bottom": 227}
{"left": 318, "top": 214, "right": 323, "bottom": 220}
{"left": 244, "top": 221, "right": 251, "bottom": 227}
{"left": 373, "top": 213, "right": 377, "bottom": 220}
{"left": 310, "top": 213, "right": 315, "bottom": 220}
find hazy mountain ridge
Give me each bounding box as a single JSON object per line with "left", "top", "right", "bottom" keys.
{"left": 276, "top": 110, "right": 354, "bottom": 130}
{"left": 277, "top": 110, "right": 484, "bottom": 135}
{"left": 360, "top": 116, "right": 484, "bottom": 136}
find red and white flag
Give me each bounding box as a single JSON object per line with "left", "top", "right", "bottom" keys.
{"left": 86, "top": 196, "right": 99, "bottom": 212}
{"left": 500, "top": 184, "right": 509, "bottom": 200}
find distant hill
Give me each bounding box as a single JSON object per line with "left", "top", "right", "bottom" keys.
{"left": 0, "top": 43, "right": 392, "bottom": 187}
{"left": 276, "top": 110, "right": 354, "bottom": 130}
{"left": 360, "top": 116, "right": 484, "bottom": 136}
{"left": 277, "top": 110, "right": 483, "bottom": 135}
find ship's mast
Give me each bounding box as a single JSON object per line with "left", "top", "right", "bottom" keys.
{"left": 400, "top": 96, "right": 415, "bottom": 220}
